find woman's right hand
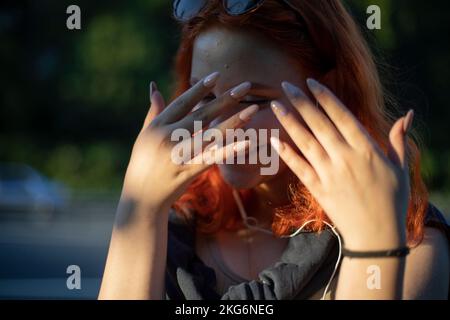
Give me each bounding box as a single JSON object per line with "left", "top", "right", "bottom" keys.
{"left": 100, "top": 73, "right": 258, "bottom": 299}
{"left": 121, "top": 72, "right": 258, "bottom": 214}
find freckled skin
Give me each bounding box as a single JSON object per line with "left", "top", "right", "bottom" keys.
{"left": 191, "top": 25, "right": 307, "bottom": 189}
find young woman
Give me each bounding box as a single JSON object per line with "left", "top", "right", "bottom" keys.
{"left": 99, "top": 0, "right": 449, "bottom": 300}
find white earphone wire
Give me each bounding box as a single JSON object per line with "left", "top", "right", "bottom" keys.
{"left": 232, "top": 189, "right": 342, "bottom": 300}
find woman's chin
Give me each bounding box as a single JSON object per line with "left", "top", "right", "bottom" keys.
{"left": 218, "top": 163, "right": 265, "bottom": 189}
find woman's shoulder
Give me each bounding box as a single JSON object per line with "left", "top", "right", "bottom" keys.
{"left": 422, "top": 202, "right": 449, "bottom": 251}
{"left": 425, "top": 203, "right": 449, "bottom": 244}
{"left": 404, "top": 203, "right": 449, "bottom": 299}
{"left": 426, "top": 203, "right": 448, "bottom": 224}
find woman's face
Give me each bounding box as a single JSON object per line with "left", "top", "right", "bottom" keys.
{"left": 191, "top": 25, "right": 306, "bottom": 189}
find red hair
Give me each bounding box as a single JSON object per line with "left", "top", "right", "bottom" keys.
{"left": 171, "top": 0, "right": 429, "bottom": 246}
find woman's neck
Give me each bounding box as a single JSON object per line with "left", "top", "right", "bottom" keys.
{"left": 246, "top": 169, "right": 295, "bottom": 229}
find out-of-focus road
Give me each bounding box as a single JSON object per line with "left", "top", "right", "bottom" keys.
{"left": 0, "top": 193, "right": 117, "bottom": 299}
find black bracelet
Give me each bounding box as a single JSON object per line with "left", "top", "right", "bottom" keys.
{"left": 342, "top": 247, "right": 410, "bottom": 258}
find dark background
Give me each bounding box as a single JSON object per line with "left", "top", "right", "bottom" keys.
{"left": 0, "top": 0, "right": 448, "bottom": 298}
{"left": 1, "top": 0, "right": 449, "bottom": 192}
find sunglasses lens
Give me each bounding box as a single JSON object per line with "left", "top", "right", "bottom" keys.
{"left": 173, "top": 0, "right": 207, "bottom": 22}
{"left": 224, "top": 0, "right": 264, "bottom": 15}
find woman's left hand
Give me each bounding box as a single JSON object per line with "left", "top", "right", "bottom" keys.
{"left": 270, "top": 79, "right": 414, "bottom": 251}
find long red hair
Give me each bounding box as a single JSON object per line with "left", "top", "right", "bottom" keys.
{"left": 170, "top": 0, "right": 429, "bottom": 246}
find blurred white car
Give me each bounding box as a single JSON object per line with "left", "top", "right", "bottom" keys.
{"left": 0, "top": 163, "right": 68, "bottom": 215}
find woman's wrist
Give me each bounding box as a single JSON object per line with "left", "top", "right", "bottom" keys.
{"left": 115, "top": 191, "right": 172, "bottom": 227}
{"left": 342, "top": 224, "right": 407, "bottom": 252}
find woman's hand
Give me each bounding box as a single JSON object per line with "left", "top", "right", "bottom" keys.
{"left": 100, "top": 73, "right": 258, "bottom": 299}
{"left": 270, "top": 79, "right": 414, "bottom": 251}
{"left": 122, "top": 72, "right": 258, "bottom": 214}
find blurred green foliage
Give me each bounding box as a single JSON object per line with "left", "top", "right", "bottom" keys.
{"left": 0, "top": 0, "right": 449, "bottom": 192}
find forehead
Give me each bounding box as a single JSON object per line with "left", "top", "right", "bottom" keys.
{"left": 191, "top": 26, "right": 301, "bottom": 89}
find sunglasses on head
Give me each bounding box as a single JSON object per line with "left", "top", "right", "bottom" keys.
{"left": 173, "top": 0, "right": 298, "bottom": 22}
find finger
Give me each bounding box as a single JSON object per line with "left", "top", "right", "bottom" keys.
{"left": 203, "top": 104, "right": 259, "bottom": 145}
{"left": 171, "top": 81, "right": 252, "bottom": 133}
{"left": 388, "top": 110, "right": 414, "bottom": 170}
{"left": 186, "top": 140, "right": 251, "bottom": 177}
{"left": 281, "top": 81, "right": 345, "bottom": 155}
{"left": 143, "top": 82, "right": 166, "bottom": 130}
{"left": 271, "top": 100, "right": 329, "bottom": 175}
{"left": 270, "top": 136, "right": 320, "bottom": 192}
{"left": 306, "top": 78, "right": 372, "bottom": 148}
{"left": 157, "top": 71, "right": 221, "bottom": 124}
{"left": 175, "top": 104, "right": 259, "bottom": 162}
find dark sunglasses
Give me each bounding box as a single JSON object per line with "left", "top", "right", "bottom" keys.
{"left": 173, "top": 0, "right": 298, "bottom": 22}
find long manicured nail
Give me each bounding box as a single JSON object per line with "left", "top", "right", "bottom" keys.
{"left": 270, "top": 136, "right": 284, "bottom": 153}
{"left": 306, "top": 78, "right": 323, "bottom": 94}
{"left": 403, "top": 109, "right": 414, "bottom": 133}
{"left": 230, "top": 82, "right": 251, "bottom": 99}
{"left": 150, "top": 81, "right": 157, "bottom": 101}
{"left": 239, "top": 104, "right": 259, "bottom": 121}
{"left": 271, "top": 100, "right": 288, "bottom": 116}
{"left": 203, "top": 71, "right": 220, "bottom": 87}
{"left": 281, "top": 81, "right": 306, "bottom": 98}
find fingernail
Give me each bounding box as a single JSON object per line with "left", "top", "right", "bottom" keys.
{"left": 271, "top": 100, "right": 288, "bottom": 116}
{"left": 150, "top": 81, "right": 157, "bottom": 101}
{"left": 403, "top": 109, "right": 414, "bottom": 133}
{"left": 203, "top": 71, "right": 220, "bottom": 88}
{"left": 306, "top": 78, "right": 323, "bottom": 94}
{"left": 270, "top": 136, "right": 283, "bottom": 153}
{"left": 239, "top": 104, "right": 259, "bottom": 121}
{"left": 230, "top": 82, "right": 251, "bottom": 99}
{"left": 281, "top": 81, "right": 305, "bottom": 98}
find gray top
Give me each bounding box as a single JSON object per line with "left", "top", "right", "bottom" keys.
{"left": 200, "top": 234, "right": 250, "bottom": 295}
{"left": 164, "top": 210, "right": 339, "bottom": 300}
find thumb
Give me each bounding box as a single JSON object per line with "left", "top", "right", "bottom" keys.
{"left": 387, "top": 109, "right": 414, "bottom": 170}
{"left": 143, "top": 81, "right": 166, "bottom": 129}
